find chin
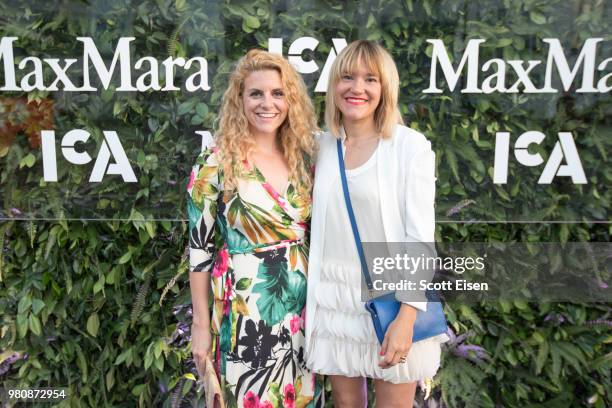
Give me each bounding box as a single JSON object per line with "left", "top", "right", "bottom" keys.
{"left": 253, "top": 125, "right": 280, "bottom": 136}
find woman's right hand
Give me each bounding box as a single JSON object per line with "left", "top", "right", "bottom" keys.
{"left": 191, "top": 321, "right": 212, "bottom": 377}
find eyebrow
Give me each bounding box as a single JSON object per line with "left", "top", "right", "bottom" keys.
{"left": 245, "top": 87, "right": 284, "bottom": 92}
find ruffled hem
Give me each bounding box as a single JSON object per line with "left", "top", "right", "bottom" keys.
{"left": 306, "top": 333, "right": 448, "bottom": 384}
{"left": 308, "top": 261, "right": 449, "bottom": 383}
{"left": 314, "top": 262, "right": 368, "bottom": 313}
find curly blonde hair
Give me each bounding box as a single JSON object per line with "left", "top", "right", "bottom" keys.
{"left": 215, "top": 49, "right": 317, "bottom": 199}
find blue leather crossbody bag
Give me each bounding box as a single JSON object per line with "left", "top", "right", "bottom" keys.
{"left": 336, "top": 139, "right": 448, "bottom": 344}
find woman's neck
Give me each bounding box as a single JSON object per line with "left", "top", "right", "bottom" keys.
{"left": 253, "top": 131, "right": 280, "bottom": 154}
{"left": 343, "top": 119, "right": 378, "bottom": 141}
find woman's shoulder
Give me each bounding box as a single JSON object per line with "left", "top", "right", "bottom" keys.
{"left": 314, "top": 130, "right": 339, "bottom": 153}
{"left": 193, "top": 139, "right": 221, "bottom": 169}
{"left": 390, "top": 124, "right": 432, "bottom": 155}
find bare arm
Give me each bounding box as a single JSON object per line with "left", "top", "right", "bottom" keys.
{"left": 189, "top": 271, "right": 211, "bottom": 329}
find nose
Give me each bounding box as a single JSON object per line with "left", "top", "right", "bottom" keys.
{"left": 261, "top": 93, "right": 274, "bottom": 108}
{"left": 350, "top": 78, "right": 365, "bottom": 93}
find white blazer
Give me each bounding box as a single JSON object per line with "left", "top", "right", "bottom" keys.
{"left": 305, "top": 124, "right": 436, "bottom": 348}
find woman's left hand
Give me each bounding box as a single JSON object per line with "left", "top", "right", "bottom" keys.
{"left": 379, "top": 304, "right": 417, "bottom": 369}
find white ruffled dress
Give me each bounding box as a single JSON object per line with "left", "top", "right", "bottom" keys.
{"left": 306, "top": 145, "right": 448, "bottom": 384}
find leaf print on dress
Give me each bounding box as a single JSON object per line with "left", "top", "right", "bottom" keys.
{"left": 228, "top": 194, "right": 297, "bottom": 243}
{"left": 252, "top": 248, "right": 306, "bottom": 327}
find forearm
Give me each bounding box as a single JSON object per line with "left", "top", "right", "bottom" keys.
{"left": 189, "top": 271, "right": 211, "bottom": 327}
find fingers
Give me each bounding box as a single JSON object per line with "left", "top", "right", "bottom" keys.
{"left": 379, "top": 335, "right": 411, "bottom": 369}
{"left": 380, "top": 333, "right": 389, "bottom": 357}
{"left": 379, "top": 349, "right": 398, "bottom": 369}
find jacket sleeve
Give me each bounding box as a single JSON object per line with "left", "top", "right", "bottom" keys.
{"left": 395, "top": 141, "right": 437, "bottom": 311}
{"left": 186, "top": 145, "right": 220, "bottom": 273}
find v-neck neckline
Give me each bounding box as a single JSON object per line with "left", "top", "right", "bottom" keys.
{"left": 254, "top": 165, "right": 289, "bottom": 196}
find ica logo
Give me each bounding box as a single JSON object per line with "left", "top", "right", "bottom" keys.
{"left": 41, "top": 129, "right": 136, "bottom": 182}
{"left": 493, "top": 131, "right": 586, "bottom": 184}
{"left": 268, "top": 37, "right": 347, "bottom": 92}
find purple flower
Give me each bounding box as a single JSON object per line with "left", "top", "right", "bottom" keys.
{"left": 445, "top": 199, "right": 475, "bottom": 217}
{"left": 0, "top": 352, "right": 27, "bottom": 376}
{"left": 444, "top": 327, "right": 489, "bottom": 364}
{"left": 159, "top": 382, "right": 168, "bottom": 394}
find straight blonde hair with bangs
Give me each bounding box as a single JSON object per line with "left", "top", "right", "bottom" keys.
{"left": 325, "top": 40, "right": 403, "bottom": 139}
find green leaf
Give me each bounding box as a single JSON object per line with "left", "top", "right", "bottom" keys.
{"left": 31, "top": 299, "right": 45, "bottom": 315}
{"left": 118, "top": 251, "right": 132, "bottom": 264}
{"left": 536, "top": 340, "right": 549, "bottom": 374}
{"left": 17, "top": 313, "right": 28, "bottom": 338}
{"left": 114, "top": 348, "right": 131, "bottom": 365}
{"left": 175, "top": 0, "right": 186, "bottom": 12}
{"left": 76, "top": 345, "right": 88, "bottom": 382}
{"left": 497, "top": 38, "right": 513, "bottom": 47}
{"left": 244, "top": 15, "right": 260, "bottom": 29}
{"left": 195, "top": 102, "right": 208, "bottom": 116}
{"left": 93, "top": 275, "right": 105, "bottom": 294}
{"left": 144, "top": 221, "right": 156, "bottom": 238}
{"left": 106, "top": 368, "right": 115, "bottom": 391}
{"left": 235, "top": 277, "right": 252, "bottom": 290}
{"left": 177, "top": 100, "right": 195, "bottom": 115}
{"left": 86, "top": 313, "right": 100, "bottom": 337}
{"left": 28, "top": 314, "right": 42, "bottom": 336}
{"left": 19, "top": 153, "right": 36, "bottom": 169}
{"left": 252, "top": 261, "right": 306, "bottom": 326}
{"left": 529, "top": 12, "right": 546, "bottom": 24}
{"left": 18, "top": 294, "right": 32, "bottom": 314}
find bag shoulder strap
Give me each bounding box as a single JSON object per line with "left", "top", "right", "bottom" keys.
{"left": 336, "top": 139, "right": 374, "bottom": 290}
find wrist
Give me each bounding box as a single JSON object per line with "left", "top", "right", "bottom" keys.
{"left": 192, "top": 318, "right": 210, "bottom": 329}
{"left": 397, "top": 304, "right": 418, "bottom": 323}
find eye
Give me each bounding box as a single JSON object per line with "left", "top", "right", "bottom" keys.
{"left": 341, "top": 74, "right": 353, "bottom": 80}
{"left": 366, "top": 76, "right": 379, "bottom": 83}
{"left": 272, "top": 89, "right": 285, "bottom": 97}
{"left": 249, "top": 90, "right": 262, "bottom": 97}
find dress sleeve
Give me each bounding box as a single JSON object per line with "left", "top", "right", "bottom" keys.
{"left": 187, "top": 146, "right": 220, "bottom": 273}
{"left": 395, "top": 142, "right": 437, "bottom": 311}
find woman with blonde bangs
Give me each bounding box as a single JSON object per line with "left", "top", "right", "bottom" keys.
{"left": 306, "top": 40, "right": 448, "bottom": 407}
{"left": 188, "top": 49, "right": 323, "bottom": 408}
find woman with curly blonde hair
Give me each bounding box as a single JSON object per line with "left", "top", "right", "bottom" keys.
{"left": 187, "top": 49, "right": 323, "bottom": 407}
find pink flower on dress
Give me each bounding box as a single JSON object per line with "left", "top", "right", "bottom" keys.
{"left": 243, "top": 391, "right": 260, "bottom": 408}
{"left": 187, "top": 170, "right": 196, "bottom": 190}
{"left": 260, "top": 401, "right": 273, "bottom": 408}
{"left": 290, "top": 315, "right": 301, "bottom": 334}
{"left": 262, "top": 182, "right": 289, "bottom": 211}
{"left": 212, "top": 247, "right": 229, "bottom": 278}
{"left": 283, "top": 383, "right": 295, "bottom": 408}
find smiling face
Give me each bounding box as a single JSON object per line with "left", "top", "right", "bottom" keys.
{"left": 242, "top": 69, "right": 288, "bottom": 139}
{"left": 334, "top": 64, "right": 382, "bottom": 126}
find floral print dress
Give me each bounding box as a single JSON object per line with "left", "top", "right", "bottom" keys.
{"left": 187, "top": 145, "right": 323, "bottom": 408}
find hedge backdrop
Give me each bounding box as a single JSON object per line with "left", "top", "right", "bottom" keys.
{"left": 0, "top": 0, "right": 610, "bottom": 407}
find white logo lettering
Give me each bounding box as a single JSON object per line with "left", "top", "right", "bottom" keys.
{"left": 424, "top": 38, "right": 609, "bottom": 94}
{"left": 268, "top": 37, "right": 347, "bottom": 92}
{"left": 41, "top": 129, "right": 137, "bottom": 182}
{"left": 0, "top": 37, "right": 210, "bottom": 92}
{"left": 493, "top": 131, "right": 587, "bottom": 184}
